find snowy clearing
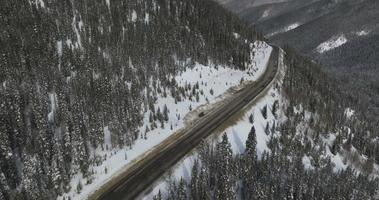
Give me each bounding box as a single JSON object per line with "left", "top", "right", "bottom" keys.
{"left": 266, "top": 23, "right": 301, "bottom": 37}
{"left": 316, "top": 34, "right": 347, "bottom": 53}
{"left": 261, "top": 9, "right": 271, "bottom": 19}
{"left": 356, "top": 29, "right": 370, "bottom": 37}
{"left": 58, "top": 41, "right": 272, "bottom": 200}
{"left": 344, "top": 108, "right": 355, "bottom": 119}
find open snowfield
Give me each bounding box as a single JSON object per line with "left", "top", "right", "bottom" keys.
{"left": 316, "top": 34, "right": 347, "bottom": 53}
{"left": 58, "top": 41, "right": 272, "bottom": 200}
{"left": 266, "top": 23, "right": 301, "bottom": 37}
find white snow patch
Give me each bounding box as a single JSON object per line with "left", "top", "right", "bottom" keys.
{"left": 302, "top": 155, "right": 314, "bottom": 170}
{"left": 356, "top": 29, "right": 370, "bottom": 36}
{"left": 285, "top": 23, "right": 301, "bottom": 31}
{"left": 65, "top": 39, "right": 73, "bottom": 49}
{"left": 261, "top": 9, "right": 270, "bottom": 19}
{"left": 233, "top": 32, "right": 240, "bottom": 39}
{"left": 72, "top": 15, "right": 82, "bottom": 49}
{"left": 57, "top": 41, "right": 63, "bottom": 70}
{"left": 57, "top": 41, "right": 63, "bottom": 57}
{"left": 331, "top": 153, "right": 348, "bottom": 172}
{"left": 28, "top": 0, "right": 45, "bottom": 8}
{"left": 48, "top": 93, "right": 57, "bottom": 122}
{"left": 266, "top": 23, "right": 301, "bottom": 37}
{"left": 131, "top": 10, "right": 137, "bottom": 22}
{"left": 105, "top": 0, "right": 110, "bottom": 10}
{"left": 78, "top": 20, "right": 84, "bottom": 31}
{"left": 316, "top": 35, "right": 347, "bottom": 53}
{"left": 321, "top": 133, "right": 336, "bottom": 148}
{"left": 344, "top": 108, "right": 355, "bottom": 118}
{"left": 145, "top": 13, "right": 150, "bottom": 24}
{"left": 39, "top": 0, "right": 45, "bottom": 8}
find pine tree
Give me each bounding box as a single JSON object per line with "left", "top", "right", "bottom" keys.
{"left": 215, "top": 133, "right": 236, "bottom": 200}
{"left": 21, "top": 155, "right": 42, "bottom": 199}
{"left": 49, "top": 140, "right": 67, "bottom": 195}
{"left": 249, "top": 113, "right": 254, "bottom": 124}
{"left": 178, "top": 178, "right": 187, "bottom": 200}
{"left": 0, "top": 173, "right": 10, "bottom": 200}
{"left": 153, "top": 190, "right": 162, "bottom": 200}
{"left": 163, "top": 104, "right": 169, "bottom": 122}
{"left": 261, "top": 105, "right": 268, "bottom": 119}
{"left": 198, "top": 166, "right": 209, "bottom": 200}
{"left": 243, "top": 125, "right": 257, "bottom": 199}
{"left": 190, "top": 160, "right": 199, "bottom": 199}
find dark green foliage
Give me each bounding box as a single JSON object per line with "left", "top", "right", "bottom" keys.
{"left": 158, "top": 48, "right": 379, "bottom": 199}
{"left": 243, "top": 126, "right": 257, "bottom": 200}
{"left": 0, "top": 0, "right": 259, "bottom": 198}
{"left": 161, "top": 131, "right": 378, "bottom": 200}
{"left": 284, "top": 47, "right": 379, "bottom": 171}
{"left": 248, "top": 113, "right": 254, "bottom": 124}
{"left": 261, "top": 105, "right": 268, "bottom": 119}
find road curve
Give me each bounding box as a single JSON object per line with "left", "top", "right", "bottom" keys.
{"left": 94, "top": 46, "right": 279, "bottom": 200}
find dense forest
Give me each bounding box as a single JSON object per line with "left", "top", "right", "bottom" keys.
{"left": 0, "top": 0, "right": 263, "bottom": 199}
{"left": 152, "top": 48, "right": 379, "bottom": 199}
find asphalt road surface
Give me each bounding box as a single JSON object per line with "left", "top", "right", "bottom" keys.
{"left": 96, "top": 46, "right": 279, "bottom": 200}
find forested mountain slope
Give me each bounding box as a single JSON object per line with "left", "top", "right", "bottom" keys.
{"left": 0, "top": 0, "right": 264, "bottom": 199}
{"left": 218, "top": 0, "right": 379, "bottom": 180}
{"left": 218, "top": 0, "right": 379, "bottom": 121}
{"left": 147, "top": 47, "right": 379, "bottom": 200}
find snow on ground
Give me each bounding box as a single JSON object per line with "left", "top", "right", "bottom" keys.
{"left": 58, "top": 41, "right": 272, "bottom": 200}
{"left": 302, "top": 155, "right": 314, "bottom": 170}
{"left": 142, "top": 46, "right": 376, "bottom": 199}
{"left": 261, "top": 9, "right": 271, "bottom": 19}
{"left": 266, "top": 23, "right": 301, "bottom": 37}
{"left": 341, "top": 146, "right": 379, "bottom": 177}
{"left": 356, "top": 29, "right": 370, "bottom": 37}
{"left": 57, "top": 41, "right": 63, "bottom": 57}
{"left": 142, "top": 47, "right": 285, "bottom": 200}
{"left": 316, "top": 34, "right": 347, "bottom": 53}
{"left": 131, "top": 10, "right": 138, "bottom": 22}
{"left": 47, "top": 92, "right": 57, "bottom": 122}
{"left": 145, "top": 13, "right": 150, "bottom": 24}
{"left": 233, "top": 32, "right": 241, "bottom": 39}
{"left": 344, "top": 108, "right": 355, "bottom": 119}
{"left": 321, "top": 134, "right": 348, "bottom": 172}
{"left": 28, "top": 0, "right": 45, "bottom": 8}
{"left": 105, "top": 0, "right": 110, "bottom": 10}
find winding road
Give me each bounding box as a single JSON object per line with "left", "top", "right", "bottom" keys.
{"left": 91, "top": 46, "right": 280, "bottom": 200}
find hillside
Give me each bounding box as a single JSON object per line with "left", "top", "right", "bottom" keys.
{"left": 0, "top": 0, "right": 267, "bottom": 199}
{"left": 144, "top": 47, "right": 379, "bottom": 200}
{"left": 218, "top": 0, "right": 379, "bottom": 175}
{"left": 2, "top": 0, "right": 379, "bottom": 199}
{"left": 218, "top": 0, "right": 379, "bottom": 120}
